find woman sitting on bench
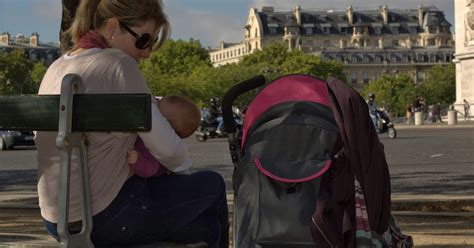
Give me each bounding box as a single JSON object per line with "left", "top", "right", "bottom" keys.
{"left": 34, "top": 0, "right": 228, "bottom": 247}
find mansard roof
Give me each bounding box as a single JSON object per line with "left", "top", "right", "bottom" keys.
{"left": 257, "top": 5, "right": 451, "bottom": 36}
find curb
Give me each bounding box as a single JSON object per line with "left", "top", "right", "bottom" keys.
{"left": 1, "top": 193, "right": 474, "bottom": 212}
{"left": 395, "top": 124, "right": 474, "bottom": 129}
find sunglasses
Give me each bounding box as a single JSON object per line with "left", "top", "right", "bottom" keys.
{"left": 119, "top": 22, "right": 157, "bottom": 50}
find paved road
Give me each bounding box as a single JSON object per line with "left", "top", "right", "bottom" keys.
{"left": 0, "top": 127, "right": 473, "bottom": 247}
{"left": 0, "top": 128, "right": 473, "bottom": 195}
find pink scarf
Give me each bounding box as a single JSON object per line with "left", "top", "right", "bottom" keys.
{"left": 77, "top": 30, "right": 109, "bottom": 49}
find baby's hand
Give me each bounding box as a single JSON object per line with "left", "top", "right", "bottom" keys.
{"left": 127, "top": 150, "right": 138, "bottom": 164}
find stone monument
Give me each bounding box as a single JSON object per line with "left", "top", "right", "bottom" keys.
{"left": 454, "top": 0, "right": 474, "bottom": 113}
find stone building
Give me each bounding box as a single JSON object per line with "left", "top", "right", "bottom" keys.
{"left": 0, "top": 32, "right": 60, "bottom": 65}
{"left": 454, "top": 0, "right": 474, "bottom": 113}
{"left": 209, "top": 5, "right": 454, "bottom": 85}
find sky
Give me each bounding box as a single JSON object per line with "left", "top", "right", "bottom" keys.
{"left": 0, "top": 0, "right": 454, "bottom": 48}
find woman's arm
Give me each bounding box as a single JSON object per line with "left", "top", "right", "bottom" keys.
{"left": 113, "top": 51, "right": 191, "bottom": 173}
{"left": 138, "top": 100, "right": 191, "bottom": 173}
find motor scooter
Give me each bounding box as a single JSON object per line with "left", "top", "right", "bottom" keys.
{"left": 194, "top": 108, "right": 242, "bottom": 142}
{"left": 376, "top": 110, "right": 397, "bottom": 138}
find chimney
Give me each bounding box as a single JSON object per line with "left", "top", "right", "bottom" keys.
{"left": 418, "top": 4, "right": 424, "bottom": 26}
{"left": 29, "top": 32, "right": 39, "bottom": 46}
{"left": 294, "top": 5, "right": 302, "bottom": 25}
{"left": 378, "top": 37, "right": 384, "bottom": 49}
{"left": 340, "top": 38, "right": 346, "bottom": 49}
{"left": 347, "top": 5, "right": 354, "bottom": 25}
{"left": 381, "top": 5, "right": 388, "bottom": 25}
{"left": 0, "top": 32, "right": 10, "bottom": 45}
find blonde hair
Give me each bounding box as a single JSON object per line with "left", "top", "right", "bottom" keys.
{"left": 68, "top": 0, "right": 170, "bottom": 51}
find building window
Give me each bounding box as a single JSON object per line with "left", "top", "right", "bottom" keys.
{"left": 375, "top": 55, "right": 382, "bottom": 63}
{"left": 445, "top": 54, "right": 451, "bottom": 62}
{"left": 402, "top": 55, "right": 409, "bottom": 62}
{"left": 254, "top": 28, "right": 258, "bottom": 37}
{"left": 427, "top": 38, "right": 436, "bottom": 46}
{"left": 363, "top": 55, "right": 370, "bottom": 63}
{"left": 351, "top": 72, "right": 358, "bottom": 84}
{"left": 340, "top": 27, "right": 348, "bottom": 35}
{"left": 374, "top": 27, "right": 382, "bottom": 35}
{"left": 351, "top": 55, "right": 359, "bottom": 63}
{"left": 323, "top": 27, "right": 331, "bottom": 34}
{"left": 417, "top": 54, "right": 425, "bottom": 62}
{"left": 363, "top": 72, "right": 369, "bottom": 83}
{"left": 391, "top": 27, "right": 399, "bottom": 35}
{"left": 391, "top": 40, "right": 399, "bottom": 47}
{"left": 428, "top": 27, "right": 437, "bottom": 34}
{"left": 269, "top": 27, "right": 277, "bottom": 34}
{"left": 305, "top": 27, "right": 313, "bottom": 35}
{"left": 288, "top": 27, "right": 297, "bottom": 35}
{"left": 409, "top": 27, "right": 417, "bottom": 34}
{"left": 391, "top": 54, "right": 400, "bottom": 62}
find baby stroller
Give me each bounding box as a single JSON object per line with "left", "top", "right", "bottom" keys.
{"left": 222, "top": 74, "right": 342, "bottom": 247}
{"left": 222, "top": 75, "right": 409, "bottom": 247}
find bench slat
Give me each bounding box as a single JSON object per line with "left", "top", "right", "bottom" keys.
{"left": 0, "top": 94, "right": 151, "bottom": 131}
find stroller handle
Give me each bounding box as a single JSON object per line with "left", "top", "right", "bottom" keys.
{"left": 222, "top": 75, "right": 266, "bottom": 133}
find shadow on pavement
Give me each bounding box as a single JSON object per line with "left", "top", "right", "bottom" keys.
{"left": 0, "top": 170, "right": 37, "bottom": 192}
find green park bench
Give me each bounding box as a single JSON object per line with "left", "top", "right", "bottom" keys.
{"left": 0, "top": 74, "right": 206, "bottom": 248}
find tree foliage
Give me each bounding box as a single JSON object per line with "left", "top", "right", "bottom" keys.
{"left": 0, "top": 49, "right": 36, "bottom": 94}
{"left": 363, "top": 73, "right": 416, "bottom": 116}
{"left": 417, "top": 64, "right": 455, "bottom": 106}
{"left": 140, "top": 40, "right": 347, "bottom": 108}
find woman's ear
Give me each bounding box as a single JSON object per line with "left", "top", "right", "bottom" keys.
{"left": 104, "top": 18, "right": 120, "bottom": 39}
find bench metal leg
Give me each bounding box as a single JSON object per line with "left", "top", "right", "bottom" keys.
{"left": 56, "top": 74, "right": 94, "bottom": 248}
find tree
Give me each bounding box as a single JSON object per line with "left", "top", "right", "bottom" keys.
{"left": 417, "top": 64, "right": 455, "bottom": 106}
{"left": 0, "top": 49, "right": 34, "bottom": 94}
{"left": 363, "top": 73, "right": 416, "bottom": 116}
{"left": 281, "top": 51, "right": 346, "bottom": 81}
{"left": 240, "top": 42, "right": 346, "bottom": 81}
{"left": 142, "top": 39, "right": 211, "bottom": 77}
{"left": 30, "top": 62, "right": 48, "bottom": 92}
{"left": 141, "top": 39, "right": 212, "bottom": 98}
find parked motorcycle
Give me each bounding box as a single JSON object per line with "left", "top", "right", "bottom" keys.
{"left": 376, "top": 110, "right": 397, "bottom": 139}
{"left": 194, "top": 108, "right": 242, "bottom": 142}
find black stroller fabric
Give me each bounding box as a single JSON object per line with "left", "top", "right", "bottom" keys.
{"left": 233, "top": 75, "right": 340, "bottom": 247}
{"left": 310, "top": 77, "right": 391, "bottom": 247}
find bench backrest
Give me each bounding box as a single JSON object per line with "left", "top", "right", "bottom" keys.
{"left": 0, "top": 94, "right": 151, "bottom": 131}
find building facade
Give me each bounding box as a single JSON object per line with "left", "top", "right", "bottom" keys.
{"left": 210, "top": 5, "right": 454, "bottom": 85}
{"left": 0, "top": 32, "right": 60, "bottom": 65}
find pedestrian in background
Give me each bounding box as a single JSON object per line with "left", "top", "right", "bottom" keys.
{"left": 406, "top": 104, "right": 413, "bottom": 124}
{"left": 464, "top": 99, "right": 471, "bottom": 121}
{"left": 432, "top": 103, "right": 443, "bottom": 123}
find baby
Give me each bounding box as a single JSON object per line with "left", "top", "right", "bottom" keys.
{"left": 127, "top": 95, "right": 201, "bottom": 177}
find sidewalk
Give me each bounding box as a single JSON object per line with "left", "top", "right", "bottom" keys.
{"left": 0, "top": 123, "right": 473, "bottom": 247}
{"left": 0, "top": 192, "right": 474, "bottom": 247}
